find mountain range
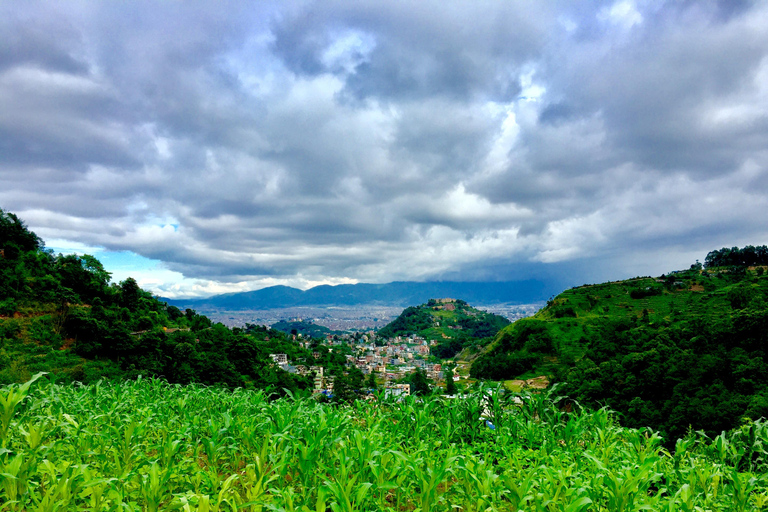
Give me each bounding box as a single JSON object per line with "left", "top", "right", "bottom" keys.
{"left": 164, "top": 280, "right": 553, "bottom": 310}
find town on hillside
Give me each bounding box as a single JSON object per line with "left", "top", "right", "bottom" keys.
{"left": 268, "top": 332, "right": 468, "bottom": 396}
{"left": 267, "top": 298, "right": 476, "bottom": 396}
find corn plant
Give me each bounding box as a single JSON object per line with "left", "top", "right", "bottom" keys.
{"left": 0, "top": 375, "right": 766, "bottom": 511}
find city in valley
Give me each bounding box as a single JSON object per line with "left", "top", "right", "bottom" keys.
{"left": 203, "top": 303, "right": 543, "bottom": 331}
{"left": 199, "top": 302, "right": 545, "bottom": 395}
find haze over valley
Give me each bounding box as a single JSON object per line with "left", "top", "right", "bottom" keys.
{"left": 166, "top": 280, "right": 549, "bottom": 329}
{"left": 191, "top": 302, "right": 543, "bottom": 331}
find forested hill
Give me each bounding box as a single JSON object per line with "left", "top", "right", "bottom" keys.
{"left": 271, "top": 319, "right": 335, "bottom": 339}
{"left": 0, "top": 208, "right": 356, "bottom": 391}
{"left": 472, "top": 252, "right": 768, "bottom": 442}
{"left": 378, "top": 299, "right": 510, "bottom": 358}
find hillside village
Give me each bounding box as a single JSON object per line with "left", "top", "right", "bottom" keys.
{"left": 268, "top": 315, "right": 470, "bottom": 395}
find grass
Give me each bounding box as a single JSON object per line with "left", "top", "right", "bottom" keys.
{"left": 503, "top": 380, "right": 522, "bottom": 392}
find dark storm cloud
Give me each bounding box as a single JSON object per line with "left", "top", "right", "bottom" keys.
{"left": 547, "top": 0, "right": 768, "bottom": 176}
{"left": 2, "top": 0, "right": 768, "bottom": 296}
{"left": 270, "top": 1, "right": 547, "bottom": 102}
{"left": 0, "top": 11, "right": 87, "bottom": 74}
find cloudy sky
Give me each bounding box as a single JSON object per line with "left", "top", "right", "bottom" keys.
{"left": 2, "top": 1, "right": 767, "bottom": 298}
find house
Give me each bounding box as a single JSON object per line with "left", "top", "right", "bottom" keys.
{"left": 384, "top": 384, "right": 411, "bottom": 397}
{"left": 270, "top": 353, "right": 288, "bottom": 365}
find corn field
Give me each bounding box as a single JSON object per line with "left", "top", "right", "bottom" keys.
{"left": 1, "top": 374, "right": 767, "bottom": 511}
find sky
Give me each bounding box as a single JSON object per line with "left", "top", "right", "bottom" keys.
{"left": 2, "top": 0, "right": 768, "bottom": 299}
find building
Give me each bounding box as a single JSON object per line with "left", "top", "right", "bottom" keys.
{"left": 270, "top": 353, "right": 288, "bottom": 365}
{"left": 384, "top": 384, "right": 411, "bottom": 397}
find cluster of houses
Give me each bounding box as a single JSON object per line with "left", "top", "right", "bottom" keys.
{"left": 269, "top": 333, "right": 459, "bottom": 395}
{"left": 347, "top": 336, "right": 442, "bottom": 379}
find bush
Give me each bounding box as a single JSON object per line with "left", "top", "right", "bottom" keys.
{"left": 0, "top": 299, "right": 17, "bottom": 316}
{"left": 553, "top": 306, "right": 577, "bottom": 318}
{"left": 630, "top": 286, "right": 662, "bottom": 299}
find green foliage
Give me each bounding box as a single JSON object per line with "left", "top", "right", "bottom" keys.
{"left": 444, "top": 365, "right": 457, "bottom": 395}
{"left": 629, "top": 285, "right": 663, "bottom": 299}
{"left": 472, "top": 319, "right": 555, "bottom": 380}
{"left": 728, "top": 284, "right": 756, "bottom": 309}
{"left": 271, "top": 319, "right": 335, "bottom": 339}
{"left": 366, "top": 369, "right": 378, "bottom": 390}
{"left": 0, "top": 209, "right": 43, "bottom": 253}
{"left": 378, "top": 300, "right": 510, "bottom": 359}
{"left": 705, "top": 245, "right": 768, "bottom": 268}
{"left": 0, "top": 208, "right": 337, "bottom": 392}
{"left": 0, "top": 376, "right": 766, "bottom": 511}
{"left": 407, "top": 367, "right": 432, "bottom": 396}
{"left": 377, "top": 305, "right": 433, "bottom": 338}
{"left": 0, "top": 299, "right": 16, "bottom": 316}
{"left": 472, "top": 261, "right": 768, "bottom": 444}
{"left": 431, "top": 337, "right": 464, "bottom": 359}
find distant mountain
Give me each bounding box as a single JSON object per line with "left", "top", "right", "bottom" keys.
{"left": 164, "top": 280, "right": 551, "bottom": 310}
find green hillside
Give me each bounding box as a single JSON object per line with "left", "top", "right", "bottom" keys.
{"left": 0, "top": 208, "right": 359, "bottom": 392}
{"left": 377, "top": 299, "right": 510, "bottom": 357}
{"left": 472, "top": 255, "right": 768, "bottom": 441}
{"left": 270, "top": 319, "right": 336, "bottom": 339}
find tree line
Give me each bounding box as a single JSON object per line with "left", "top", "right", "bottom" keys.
{"left": 0, "top": 208, "right": 358, "bottom": 394}
{"left": 704, "top": 245, "right": 768, "bottom": 268}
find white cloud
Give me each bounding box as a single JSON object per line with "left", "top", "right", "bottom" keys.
{"left": 599, "top": 1, "right": 643, "bottom": 30}
{"left": 3, "top": 1, "right": 768, "bottom": 297}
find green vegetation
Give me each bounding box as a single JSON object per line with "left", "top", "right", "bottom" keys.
{"left": 6, "top": 206, "right": 768, "bottom": 509}
{"left": 378, "top": 299, "right": 510, "bottom": 358}
{"left": 0, "top": 208, "right": 357, "bottom": 391}
{"left": 2, "top": 375, "right": 768, "bottom": 510}
{"left": 705, "top": 245, "right": 768, "bottom": 268}
{"left": 270, "top": 319, "right": 335, "bottom": 339}
{"left": 472, "top": 256, "right": 768, "bottom": 443}
{"left": 444, "top": 364, "right": 457, "bottom": 395}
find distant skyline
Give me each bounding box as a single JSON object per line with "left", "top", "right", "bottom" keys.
{"left": 2, "top": 1, "right": 767, "bottom": 298}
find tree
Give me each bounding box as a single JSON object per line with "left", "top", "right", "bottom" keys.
{"left": 366, "top": 369, "right": 378, "bottom": 390}
{"left": 166, "top": 305, "right": 184, "bottom": 321}
{"left": 444, "top": 365, "right": 457, "bottom": 395}
{"left": 0, "top": 209, "right": 43, "bottom": 252}
{"left": 120, "top": 278, "right": 141, "bottom": 310}
{"left": 332, "top": 373, "right": 356, "bottom": 404}
{"left": 409, "top": 368, "right": 431, "bottom": 396}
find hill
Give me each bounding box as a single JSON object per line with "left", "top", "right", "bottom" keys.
{"left": 270, "top": 319, "right": 336, "bottom": 339}
{"left": 164, "top": 279, "right": 552, "bottom": 310}
{"left": 0, "top": 208, "right": 356, "bottom": 391}
{"left": 471, "top": 254, "right": 768, "bottom": 441}
{"left": 378, "top": 299, "right": 511, "bottom": 358}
